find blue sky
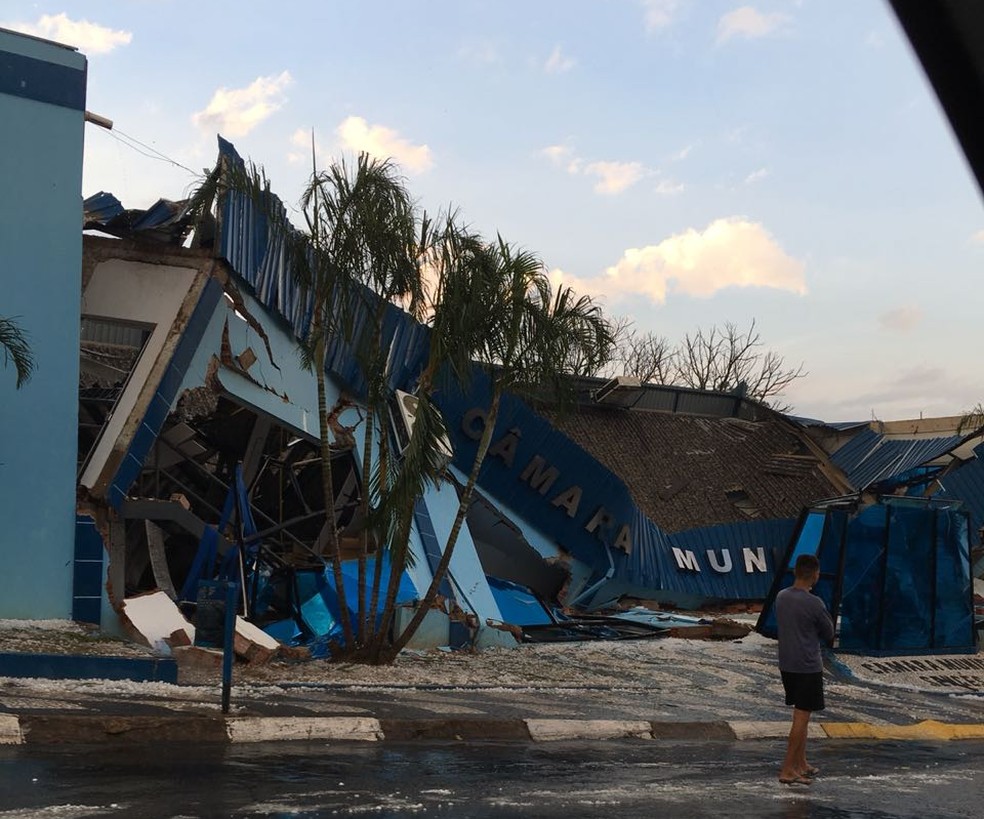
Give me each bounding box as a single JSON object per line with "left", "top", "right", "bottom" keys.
{"left": 5, "top": 1, "right": 983, "bottom": 421}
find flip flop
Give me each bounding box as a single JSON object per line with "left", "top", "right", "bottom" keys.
{"left": 779, "top": 776, "right": 813, "bottom": 786}
{"left": 802, "top": 766, "right": 820, "bottom": 777}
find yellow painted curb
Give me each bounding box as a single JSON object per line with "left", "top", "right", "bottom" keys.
{"left": 820, "top": 720, "right": 984, "bottom": 741}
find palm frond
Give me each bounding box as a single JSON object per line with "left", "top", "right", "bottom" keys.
{"left": 0, "top": 316, "right": 35, "bottom": 388}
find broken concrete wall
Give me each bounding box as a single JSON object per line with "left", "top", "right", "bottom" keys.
{"left": 414, "top": 480, "right": 515, "bottom": 648}
{"left": 79, "top": 248, "right": 207, "bottom": 496}
{"left": 70, "top": 237, "right": 562, "bottom": 649}
{"left": 176, "top": 285, "right": 329, "bottom": 438}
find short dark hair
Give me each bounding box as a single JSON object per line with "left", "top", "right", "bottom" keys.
{"left": 794, "top": 553, "right": 820, "bottom": 580}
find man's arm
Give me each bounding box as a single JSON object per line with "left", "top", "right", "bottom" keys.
{"left": 816, "top": 600, "right": 835, "bottom": 645}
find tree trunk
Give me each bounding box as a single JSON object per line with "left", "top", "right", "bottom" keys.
{"left": 316, "top": 335, "right": 354, "bottom": 648}
{"left": 368, "top": 511, "right": 413, "bottom": 663}
{"left": 384, "top": 384, "right": 502, "bottom": 660}
{"left": 366, "top": 422, "right": 390, "bottom": 642}
{"left": 356, "top": 402, "right": 373, "bottom": 645}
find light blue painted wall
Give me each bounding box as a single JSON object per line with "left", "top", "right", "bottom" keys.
{"left": 418, "top": 481, "right": 504, "bottom": 622}
{"left": 0, "top": 31, "right": 86, "bottom": 618}
{"left": 453, "top": 466, "right": 597, "bottom": 598}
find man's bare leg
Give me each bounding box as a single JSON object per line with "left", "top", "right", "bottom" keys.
{"left": 779, "top": 708, "right": 812, "bottom": 783}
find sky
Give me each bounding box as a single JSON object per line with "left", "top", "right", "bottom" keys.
{"left": 4, "top": 1, "right": 983, "bottom": 422}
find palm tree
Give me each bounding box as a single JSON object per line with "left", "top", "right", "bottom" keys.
{"left": 365, "top": 223, "right": 494, "bottom": 660}
{"left": 377, "top": 237, "right": 616, "bottom": 661}
{"left": 342, "top": 165, "right": 431, "bottom": 645}
{"left": 211, "top": 151, "right": 427, "bottom": 649}
{"left": 0, "top": 316, "right": 34, "bottom": 388}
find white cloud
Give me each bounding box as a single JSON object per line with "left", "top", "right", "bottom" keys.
{"left": 583, "top": 161, "right": 646, "bottom": 195}
{"left": 745, "top": 167, "right": 769, "bottom": 184}
{"left": 970, "top": 229, "right": 984, "bottom": 245}
{"left": 337, "top": 116, "right": 434, "bottom": 174}
{"left": 545, "top": 45, "right": 576, "bottom": 74}
{"left": 554, "top": 217, "right": 806, "bottom": 304}
{"left": 192, "top": 71, "right": 292, "bottom": 138}
{"left": 878, "top": 305, "right": 923, "bottom": 333}
{"left": 287, "top": 127, "right": 325, "bottom": 165}
{"left": 5, "top": 13, "right": 131, "bottom": 54}
{"left": 654, "top": 179, "right": 685, "bottom": 195}
{"left": 716, "top": 6, "right": 790, "bottom": 45}
{"left": 642, "top": 0, "right": 682, "bottom": 33}
{"left": 670, "top": 144, "right": 693, "bottom": 161}
{"left": 542, "top": 144, "right": 648, "bottom": 194}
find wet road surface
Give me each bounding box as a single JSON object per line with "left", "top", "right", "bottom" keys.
{"left": 1, "top": 739, "right": 981, "bottom": 818}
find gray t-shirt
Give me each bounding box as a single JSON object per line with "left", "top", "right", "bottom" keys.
{"left": 775, "top": 586, "right": 835, "bottom": 673}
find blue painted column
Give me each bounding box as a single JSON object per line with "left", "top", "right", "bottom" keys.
{"left": 0, "top": 30, "right": 87, "bottom": 618}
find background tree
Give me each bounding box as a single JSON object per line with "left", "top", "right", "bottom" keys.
{"left": 615, "top": 326, "right": 676, "bottom": 384}
{"left": 675, "top": 320, "right": 804, "bottom": 410}
{"left": 0, "top": 315, "right": 34, "bottom": 388}
{"left": 608, "top": 318, "right": 804, "bottom": 410}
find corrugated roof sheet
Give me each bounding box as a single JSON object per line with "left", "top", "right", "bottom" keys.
{"left": 786, "top": 415, "right": 868, "bottom": 431}
{"left": 214, "top": 137, "right": 430, "bottom": 398}
{"left": 83, "top": 191, "right": 191, "bottom": 243}
{"left": 830, "top": 428, "right": 964, "bottom": 490}
{"left": 936, "top": 443, "right": 984, "bottom": 547}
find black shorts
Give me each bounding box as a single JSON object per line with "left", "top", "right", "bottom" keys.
{"left": 781, "top": 671, "right": 825, "bottom": 712}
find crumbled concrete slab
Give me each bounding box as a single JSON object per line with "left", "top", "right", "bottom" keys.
{"left": 121, "top": 592, "right": 195, "bottom": 656}
{"left": 233, "top": 616, "right": 279, "bottom": 665}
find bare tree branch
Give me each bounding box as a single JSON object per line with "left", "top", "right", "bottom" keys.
{"left": 608, "top": 316, "right": 806, "bottom": 409}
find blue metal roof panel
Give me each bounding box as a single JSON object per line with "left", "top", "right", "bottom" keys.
{"left": 936, "top": 444, "right": 984, "bottom": 547}
{"left": 215, "top": 138, "right": 430, "bottom": 398}
{"left": 831, "top": 429, "right": 964, "bottom": 489}
{"left": 786, "top": 415, "right": 868, "bottom": 431}
{"left": 83, "top": 191, "right": 124, "bottom": 225}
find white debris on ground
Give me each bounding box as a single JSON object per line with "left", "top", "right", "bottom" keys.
{"left": 835, "top": 651, "right": 984, "bottom": 695}
{"left": 2, "top": 617, "right": 981, "bottom": 706}
{"left": 0, "top": 619, "right": 157, "bottom": 659}
{"left": 0, "top": 615, "right": 775, "bottom": 688}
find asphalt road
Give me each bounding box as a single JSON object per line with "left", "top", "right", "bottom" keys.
{"left": 1, "top": 739, "right": 982, "bottom": 818}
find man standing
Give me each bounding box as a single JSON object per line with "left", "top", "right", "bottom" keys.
{"left": 775, "top": 553, "right": 834, "bottom": 786}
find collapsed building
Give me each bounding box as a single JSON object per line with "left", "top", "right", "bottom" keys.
{"left": 1, "top": 26, "right": 980, "bottom": 658}
{"left": 62, "top": 139, "right": 982, "bottom": 655}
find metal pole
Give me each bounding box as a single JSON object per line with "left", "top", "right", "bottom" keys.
{"left": 221, "top": 581, "right": 238, "bottom": 714}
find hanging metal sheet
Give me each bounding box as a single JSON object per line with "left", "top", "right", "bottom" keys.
{"left": 831, "top": 428, "right": 964, "bottom": 490}
{"left": 214, "top": 138, "right": 430, "bottom": 399}
{"left": 936, "top": 443, "right": 984, "bottom": 548}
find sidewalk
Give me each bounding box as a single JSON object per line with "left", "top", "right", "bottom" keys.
{"left": 2, "top": 625, "right": 982, "bottom": 746}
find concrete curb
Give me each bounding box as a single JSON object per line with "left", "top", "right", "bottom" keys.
{"left": 4, "top": 715, "right": 984, "bottom": 745}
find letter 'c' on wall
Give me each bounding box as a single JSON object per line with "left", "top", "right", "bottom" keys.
{"left": 462, "top": 407, "right": 487, "bottom": 441}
